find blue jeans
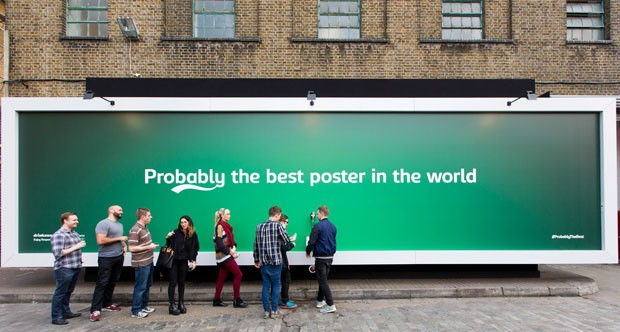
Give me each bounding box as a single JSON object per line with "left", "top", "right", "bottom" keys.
{"left": 131, "top": 263, "right": 154, "bottom": 315}
{"left": 260, "top": 264, "right": 281, "bottom": 312}
{"left": 51, "top": 267, "right": 81, "bottom": 320}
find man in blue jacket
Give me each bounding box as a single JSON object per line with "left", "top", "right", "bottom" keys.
{"left": 306, "top": 205, "right": 337, "bottom": 313}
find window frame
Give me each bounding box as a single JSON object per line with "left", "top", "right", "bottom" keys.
{"left": 441, "top": 0, "right": 484, "bottom": 40}
{"left": 566, "top": 0, "right": 605, "bottom": 41}
{"left": 65, "top": 0, "right": 109, "bottom": 38}
{"left": 317, "top": 0, "right": 361, "bottom": 40}
{"left": 193, "top": 0, "right": 236, "bottom": 39}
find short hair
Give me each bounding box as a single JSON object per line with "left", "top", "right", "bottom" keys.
{"left": 318, "top": 205, "right": 329, "bottom": 217}
{"left": 60, "top": 212, "right": 76, "bottom": 226}
{"left": 279, "top": 214, "right": 288, "bottom": 222}
{"left": 136, "top": 208, "right": 150, "bottom": 220}
{"left": 269, "top": 205, "right": 282, "bottom": 217}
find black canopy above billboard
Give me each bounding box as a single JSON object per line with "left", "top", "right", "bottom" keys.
{"left": 85, "top": 78, "right": 535, "bottom": 98}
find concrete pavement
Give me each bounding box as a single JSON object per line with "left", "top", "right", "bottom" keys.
{"left": 0, "top": 264, "right": 602, "bottom": 304}
{"left": 1, "top": 264, "right": 619, "bottom": 331}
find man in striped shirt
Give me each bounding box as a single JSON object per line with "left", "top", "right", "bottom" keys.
{"left": 253, "top": 206, "right": 291, "bottom": 319}
{"left": 128, "top": 208, "right": 159, "bottom": 318}
{"left": 51, "top": 212, "right": 86, "bottom": 325}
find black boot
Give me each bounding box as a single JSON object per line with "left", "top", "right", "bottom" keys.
{"left": 178, "top": 292, "right": 186, "bottom": 314}
{"left": 233, "top": 297, "right": 248, "bottom": 308}
{"left": 212, "top": 298, "right": 228, "bottom": 307}
{"left": 169, "top": 303, "right": 180, "bottom": 315}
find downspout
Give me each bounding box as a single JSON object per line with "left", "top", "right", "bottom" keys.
{"left": 3, "top": 29, "right": 7, "bottom": 97}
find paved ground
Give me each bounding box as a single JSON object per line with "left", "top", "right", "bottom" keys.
{"left": 0, "top": 264, "right": 618, "bottom": 331}
{"left": 3, "top": 296, "right": 620, "bottom": 331}
{"left": 0, "top": 264, "right": 599, "bottom": 303}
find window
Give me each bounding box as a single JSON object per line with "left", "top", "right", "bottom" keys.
{"left": 318, "top": 0, "right": 360, "bottom": 39}
{"left": 193, "top": 0, "right": 235, "bottom": 38}
{"left": 442, "top": 0, "right": 483, "bottom": 40}
{"left": 66, "top": 0, "right": 108, "bottom": 37}
{"left": 567, "top": 1, "right": 604, "bottom": 41}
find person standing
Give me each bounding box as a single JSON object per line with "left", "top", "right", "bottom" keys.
{"left": 90, "top": 205, "right": 128, "bottom": 322}
{"left": 50, "top": 212, "right": 86, "bottom": 325}
{"left": 128, "top": 208, "right": 158, "bottom": 318}
{"left": 165, "top": 215, "right": 200, "bottom": 315}
{"left": 306, "top": 205, "right": 337, "bottom": 313}
{"left": 253, "top": 206, "right": 291, "bottom": 319}
{"left": 212, "top": 208, "right": 248, "bottom": 308}
{"left": 278, "top": 214, "right": 297, "bottom": 309}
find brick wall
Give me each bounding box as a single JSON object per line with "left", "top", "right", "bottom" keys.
{"left": 164, "top": 0, "right": 192, "bottom": 37}
{"left": 4, "top": 0, "right": 620, "bottom": 97}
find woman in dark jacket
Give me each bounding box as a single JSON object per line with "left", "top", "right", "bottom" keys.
{"left": 165, "top": 215, "right": 199, "bottom": 315}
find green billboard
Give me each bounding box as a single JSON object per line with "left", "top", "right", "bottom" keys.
{"left": 18, "top": 110, "right": 602, "bottom": 256}
{"left": 3, "top": 96, "right": 615, "bottom": 266}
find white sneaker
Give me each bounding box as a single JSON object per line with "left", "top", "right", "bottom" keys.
{"left": 315, "top": 300, "right": 326, "bottom": 308}
{"left": 131, "top": 311, "right": 148, "bottom": 318}
{"left": 142, "top": 306, "right": 155, "bottom": 313}
{"left": 319, "top": 304, "right": 336, "bottom": 313}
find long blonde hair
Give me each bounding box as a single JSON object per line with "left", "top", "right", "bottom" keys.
{"left": 214, "top": 208, "right": 229, "bottom": 226}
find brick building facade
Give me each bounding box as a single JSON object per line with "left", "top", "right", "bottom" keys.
{"left": 4, "top": 1, "right": 620, "bottom": 97}
{"left": 1, "top": 1, "right": 619, "bottom": 268}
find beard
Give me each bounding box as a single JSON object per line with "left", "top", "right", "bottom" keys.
{"left": 113, "top": 212, "right": 123, "bottom": 220}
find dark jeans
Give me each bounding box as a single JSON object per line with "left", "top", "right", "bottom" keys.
{"left": 280, "top": 264, "right": 291, "bottom": 303}
{"left": 260, "top": 264, "right": 281, "bottom": 312}
{"left": 315, "top": 258, "right": 334, "bottom": 306}
{"left": 168, "top": 259, "right": 188, "bottom": 304}
{"left": 51, "top": 267, "right": 81, "bottom": 320}
{"left": 131, "top": 263, "right": 154, "bottom": 315}
{"left": 90, "top": 254, "right": 124, "bottom": 312}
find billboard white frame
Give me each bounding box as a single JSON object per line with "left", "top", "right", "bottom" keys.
{"left": 2, "top": 96, "right": 617, "bottom": 267}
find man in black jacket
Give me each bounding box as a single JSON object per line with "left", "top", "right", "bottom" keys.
{"left": 306, "top": 205, "right": 337, "bottom": 313}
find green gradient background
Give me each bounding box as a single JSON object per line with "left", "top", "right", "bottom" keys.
{"left": 19, "top": 112, "right": 601, "bottom": 253}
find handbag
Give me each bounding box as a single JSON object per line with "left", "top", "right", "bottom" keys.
{"left": 157, "top": 237, "right": 175, "bottom": 292}
{"left": 156, "top": 246, "right": 174, "bottom": 269}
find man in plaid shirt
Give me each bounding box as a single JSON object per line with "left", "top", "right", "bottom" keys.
{"left": 253, "top": 206, "right": 291, "bottom": 319}
{"left": 50, "top": 212, "right": 86, "bottom": 325}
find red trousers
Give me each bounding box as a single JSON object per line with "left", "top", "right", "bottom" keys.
{"left": 214, "top": 258, "right": 243, "bottom": 299}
